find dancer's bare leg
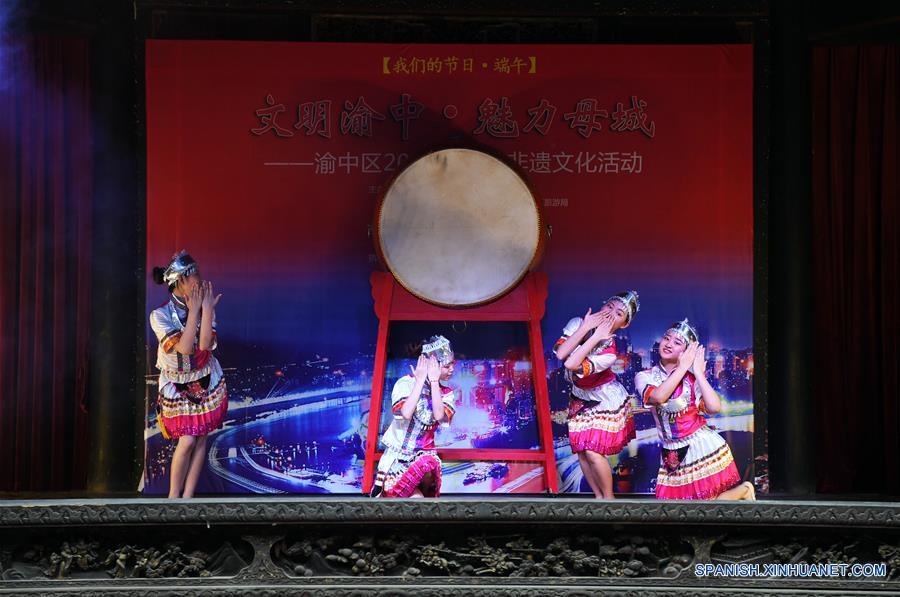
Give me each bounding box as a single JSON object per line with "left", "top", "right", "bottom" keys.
{"left": 716, "top": 481, "right": 756, "bottom": 501}
{"left": 168, "top": 435, "right": 196, "bottom": 499}
{"left": 182, "top": 435, "right": 208, "bottom": 498}
{"left": 577, "top": 453, "right": 603, "bottom": 498}
{"left": 424, "top": 471, "right": 438, "bottom": 496}
{"left": 582, "top": 450, "right": 615, "bottom": 499}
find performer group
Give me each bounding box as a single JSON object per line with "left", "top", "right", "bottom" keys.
{"left": 552, "top": 293, "right": 752, "bottom": 501}
{"left": 148, "top": 252, "right": 754, "bottom": 501}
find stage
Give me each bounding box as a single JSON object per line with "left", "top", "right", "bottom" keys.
{"left": 1, "top": 497, "right": 898, "bottom": 594}
{"left": 3, "top": 1, "right": 900, "bottom": 595}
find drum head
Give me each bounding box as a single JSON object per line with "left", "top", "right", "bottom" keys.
{"left": 375, "top": 149, "right": 542, "bottom": 307}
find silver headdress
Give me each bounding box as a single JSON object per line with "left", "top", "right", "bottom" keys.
{"left": 667, "top": 318, "right": 699, "bottom": 345}
{"left": 422, "top": 335, "right": 454, "bottom": 365}
{"left": 163, "top": 250, "right": 198, "bottom": 287}
{"left": 606, "top": 290, "right": 640, "bottom": 324}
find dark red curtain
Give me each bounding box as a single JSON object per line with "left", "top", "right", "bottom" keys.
{"left": 812, "top": 45, "right": 899, "bottom": 495}
{"left": 0, "top": 36, "right": 92, "bottom": 491}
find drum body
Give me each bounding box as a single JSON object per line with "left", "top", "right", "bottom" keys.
{"left": 375, "top": 149, "right": 543, "bottom": 307}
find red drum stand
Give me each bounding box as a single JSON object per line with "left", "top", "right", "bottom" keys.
{"left": 362, "top": 271, "right": 559, "bottom": 495}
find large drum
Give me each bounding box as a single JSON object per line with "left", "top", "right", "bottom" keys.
{"left": 375, "top": 149, "right": 544, "bottom": 307}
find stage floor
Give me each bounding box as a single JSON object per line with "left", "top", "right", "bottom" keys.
{"left": 1, "top": 497, "right": 898, "bottom": 595}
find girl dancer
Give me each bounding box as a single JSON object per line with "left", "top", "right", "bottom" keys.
{"left": 373, "top": 335, "right": 457, "bottom": 497}
{"left": 150, "top": 251, "right": 228, "bottom": 499}
{"left": 635, "top": 319, "right": 754, "bottom": 500}
{"left": 554, "top": 291, "right": 639, "bottom": 499}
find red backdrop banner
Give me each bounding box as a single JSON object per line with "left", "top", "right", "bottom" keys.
{"left": 145, "top": 42, "right": 753, "bottom": 495}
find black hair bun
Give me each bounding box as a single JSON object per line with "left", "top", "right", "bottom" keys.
{"left": 151, "top": 266, "right": 167, "bottom": 285}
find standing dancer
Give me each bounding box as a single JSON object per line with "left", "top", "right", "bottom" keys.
{"left": 554, "top": 291, "right": 640, "bottom": 499}
{"left": 150, "top": 251, "right": 228, "bottom": 499}
{"left": 372, "top": 335, "right": 457, "bottom": 497}
{"left": 635, "top": 319, "right": 754, "bottom": 500}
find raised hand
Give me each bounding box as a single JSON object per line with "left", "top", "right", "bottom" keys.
{"left": 692, "top": 344, "right": 707, "bottom": 376}
{"left": 678, "top": 342, "right": 698, "bottom": 371}
{"left": 410, "top": 355, "right": 428, "bottom": 382}
{"left": 591, "top": 311, "right": 614, "bottom": 340}
{"left": 426, "top": 356, "right": 441, "bottom": 383}
{"left": 198, "top": 281, "right": 207, "bottom": 306}
{"left": 582, "top": 308, "right": 607, "bottom": 331}
{"left": 185, "top": 284, "right": 201, "bottom": 312}
{"left": 201, "top": 281, "right": 221, "bottom": 310}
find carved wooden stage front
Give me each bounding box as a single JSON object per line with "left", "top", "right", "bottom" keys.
{"left": 1, "top": 498, "right": 899, "bottom": 595}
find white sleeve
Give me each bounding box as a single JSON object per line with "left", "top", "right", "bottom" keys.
{"left": 390, "top": 375, "right": 416, "bottom": 420}
{"left": 635, "top": 370, "right": 654, "bottom": 406}
{"left": 587, "top": 353, "right": 616, "bottom": 373}
{"left": 562, "top": 317, "right": 583, "bottom": 337}
{"left": 149, "top": 307, "right": 181, "bottom": 352}
{"left": 209, "top": 315, "right": 218, "bottom": 351}
{"left": 440, "top": 388, "right": 457, "bottom": 425}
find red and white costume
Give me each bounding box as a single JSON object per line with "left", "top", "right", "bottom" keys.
{"left": 150, "top": 294, "right": 228, "bottom": 439}
{"left": 635, "top": 365, "right": 741, "bottom": 499}
{"left": 556, "top": 317, "right": 635, "bottom": 456}
{"left": 374, "top": 374, "right": 457, "bottom": 497}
